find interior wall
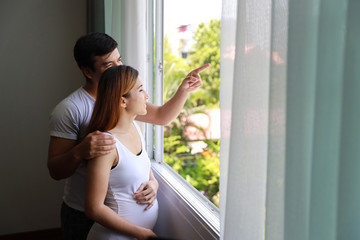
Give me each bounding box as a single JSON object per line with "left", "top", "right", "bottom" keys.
{"left": 0, "top": 0, "right": 86, "bottom": 235}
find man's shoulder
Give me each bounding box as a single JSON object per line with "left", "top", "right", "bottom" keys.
{"left": 62, "top": 87, "right": 90, "bottom": 103}
{"left": 53, "top": 87, "right": 93, "bottom": 113}
{"left": 49, "top": 87, "right": 94, "bottom": 139}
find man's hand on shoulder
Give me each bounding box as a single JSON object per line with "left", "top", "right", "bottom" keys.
{"left": 47, "top": 131, "right": 116, "bottom": 180}
{"left": 74, "top": 131, "right": 116, "bottom": 160}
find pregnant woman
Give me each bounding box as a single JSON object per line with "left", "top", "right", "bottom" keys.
{"left": 85, "top": 65, "right": 158, "bottom": 240}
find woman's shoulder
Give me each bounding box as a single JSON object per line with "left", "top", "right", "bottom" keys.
{"left": 90, "top": 144, "right": 118, "bottom": 167}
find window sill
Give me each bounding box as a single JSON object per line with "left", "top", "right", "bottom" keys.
{"left": 151, "top": 160, "right": 220, "bottom": 239}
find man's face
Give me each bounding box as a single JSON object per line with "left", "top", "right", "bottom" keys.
{"left": 87, "top": 48, "right": 123, "bottom": 83}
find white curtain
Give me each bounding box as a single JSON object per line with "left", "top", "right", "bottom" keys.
{"left": 220, "top": 0, "right": 360, "bottom": 239}
{"left": 104, "top": 0, "right": 148, "bottom": 80}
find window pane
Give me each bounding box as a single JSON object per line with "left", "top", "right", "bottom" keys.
{"left": 163, "top": 0, "right": 221, "bottom": 207}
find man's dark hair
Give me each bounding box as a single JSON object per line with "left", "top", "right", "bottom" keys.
{"left": 73, "top": 32, "right": 118, "bottom": 71}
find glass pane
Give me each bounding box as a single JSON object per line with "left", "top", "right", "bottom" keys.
{"left": 163, "top": 0, "right": 221, "bottom": 207}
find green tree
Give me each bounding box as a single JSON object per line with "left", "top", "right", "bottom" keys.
{"left": 163, "top": 35, "right": 189, "bottom": 102}
{"left": 163, "top": 20, "right": 221, "bottom": 207}
{"left": 187, "top": 19, "right": 221, "bottom": 108}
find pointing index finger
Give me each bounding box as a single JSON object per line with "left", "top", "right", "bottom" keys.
{"left": 192, "top": 63, "right": 211, "bottom": 74}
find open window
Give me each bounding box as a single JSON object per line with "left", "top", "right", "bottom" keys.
{"left": 149, "top": 0, "right": 220, "bottom": 238}
{"left": 162, "top": 0, "right": 221, "bottom": 209}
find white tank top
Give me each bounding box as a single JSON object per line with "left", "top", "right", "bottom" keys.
{"left": 87, "top": 122, "right": 158, "bottom": 240}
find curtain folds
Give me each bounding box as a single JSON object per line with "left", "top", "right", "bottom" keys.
{"left": 87, "top": 0, "right": 148, "bottom": 78}
{"left": 220, "top": 0, "right": 360, "bottom": 239}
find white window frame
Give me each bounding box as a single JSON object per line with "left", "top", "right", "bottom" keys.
{"left": 145, "top": 0, "right": 220, "bottom": 238}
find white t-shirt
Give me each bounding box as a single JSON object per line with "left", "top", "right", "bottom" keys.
{"left": 49, "top": 87, "right": 95, "bottom": 211}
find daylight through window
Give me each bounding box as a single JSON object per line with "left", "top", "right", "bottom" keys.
{"left": 163, "top": 0, "right": 221, "bottom": 207}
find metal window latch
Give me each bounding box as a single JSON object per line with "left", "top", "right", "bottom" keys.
{"left": 158, "top": 60, "right": 163, "bottom": 73}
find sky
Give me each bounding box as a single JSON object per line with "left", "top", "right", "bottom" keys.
{"left": 164, "top": 0, "right": 222, "bottom": 55}
{"left": 164, "top": 0, "right": 222, "bottom": 32}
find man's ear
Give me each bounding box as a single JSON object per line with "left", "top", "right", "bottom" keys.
{"left": 120, "top": 97, "right": 127, "bottom": 108}
{"left": 81, "top": 66, "right": 93, "bottom": 80}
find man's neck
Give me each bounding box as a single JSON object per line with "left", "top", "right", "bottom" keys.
{"left": 83, "top": 82, "right": 98, "bottom": 99}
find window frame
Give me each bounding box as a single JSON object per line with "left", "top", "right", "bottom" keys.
{"left": 152, "top": 161, "right": 220, "bottom": 237}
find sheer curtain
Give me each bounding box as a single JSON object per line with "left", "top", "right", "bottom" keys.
{"left": 220, "top": 0, "right": 360, "bottom": 240}
{"left": 102, "top": 0, "right": 148, "bottom": 82}
{"left": 86, "top": 0, "right": 149, "bottom": 91}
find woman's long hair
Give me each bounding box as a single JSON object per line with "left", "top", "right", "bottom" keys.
{"left": 86, "top": 65, "right": 138, "bottom": 134}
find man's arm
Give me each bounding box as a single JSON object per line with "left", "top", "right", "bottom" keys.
{"left": 47, "top": 137, "right": 79, "bottom": 180}
{"left": 47, "top": 131, "right": 116, "bottom": 180}
{"left": 135, "top": 64, "right": 210, "bottom": 125}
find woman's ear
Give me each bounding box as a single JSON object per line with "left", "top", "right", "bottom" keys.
{"left": 120, "top": 97, "right": 127, "bottom": 108}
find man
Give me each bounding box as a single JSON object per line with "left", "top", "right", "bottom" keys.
{"left": 48, "top": 32, "right": 209, "bottom": 239}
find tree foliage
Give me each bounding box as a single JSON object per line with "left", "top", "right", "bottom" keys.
{"left": 163, "top": 19, "right": 220, "bottom": 207}
{"left": 188, "top": 19, "right": 221, "bottom": 108}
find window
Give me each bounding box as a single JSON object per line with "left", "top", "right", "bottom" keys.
{"left": 148, "top": 0, "right": 220, "bottom": 236}
{"left": 161, "top": 0, "right": 221, "bottom": 208}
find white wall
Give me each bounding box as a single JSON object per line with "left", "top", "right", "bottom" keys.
{"left": 0, "top": 0, "right": 86, "bottom": 235}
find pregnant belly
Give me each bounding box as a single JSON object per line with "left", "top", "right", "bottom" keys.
{"left": 109, "top": 199, "right": 159, "bottom": 229}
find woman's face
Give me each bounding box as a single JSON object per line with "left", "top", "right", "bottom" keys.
{"left": 125, "top": 76, "right": 149, "bottom": 115}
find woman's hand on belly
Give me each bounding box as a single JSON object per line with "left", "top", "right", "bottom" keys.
{"left": 133, "top": 179, "right": 158, "bottom": 210}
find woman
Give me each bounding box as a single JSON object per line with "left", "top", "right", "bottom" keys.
{"left": 85, "top": 65, "right": 158, "bottom": 240}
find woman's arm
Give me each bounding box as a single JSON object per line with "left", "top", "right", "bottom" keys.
{"left": 135, "top": 64, "right": 210, "bottom": 126}
{"left": 85, "top": 150, "right": 156, "bottom": 240}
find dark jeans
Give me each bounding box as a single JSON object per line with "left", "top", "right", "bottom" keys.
{"left": 61, "top": 202, "right": 94, "bottom": 240}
